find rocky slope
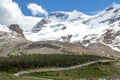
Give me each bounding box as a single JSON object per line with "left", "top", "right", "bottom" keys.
{"left": 0, "top": 24, "right": 26, "bottom": 56}
{"left": 8, "top": 24, "right": 25, "bottom": 38}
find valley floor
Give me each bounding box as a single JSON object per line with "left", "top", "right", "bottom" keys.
{"left": 16, "top": 60, "right": 120, "bottom": 80}
{"left": 0, "top": 54, "right": 119, "bottom": 80}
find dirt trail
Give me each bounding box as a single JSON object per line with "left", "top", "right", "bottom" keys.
{"left": 14, "top": 60, "right": 114, "bottom": 77}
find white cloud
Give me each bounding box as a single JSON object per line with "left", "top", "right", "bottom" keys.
{"left": 27, "top": 3, "right": 48, "bottom": 16}
{"left": 0, "top": 0, "right": 42, "bottom": 31}
{"left": 112, "top": 3, "right": 120, "bottom": 8}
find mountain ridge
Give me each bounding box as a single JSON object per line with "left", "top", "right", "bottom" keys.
{"left": 0, "top": 4, "right": 120, "bottom": 57}
{"left": 23, "top": 5, "right": 120, "bottom": 51}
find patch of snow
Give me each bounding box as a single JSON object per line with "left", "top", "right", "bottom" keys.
{"left": 0, "top": 25, "right": 10, "bottom": 32}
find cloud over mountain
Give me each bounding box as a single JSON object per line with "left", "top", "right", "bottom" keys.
{"left": 0, "top": 0, "right": 41, "bottom": 30}
{"left": 27, "top": 3, "right": 48, "bottom": 17}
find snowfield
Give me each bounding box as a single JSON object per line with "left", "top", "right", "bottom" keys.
{"left": 1, "top": 4, "right": 120, "bottom": 52}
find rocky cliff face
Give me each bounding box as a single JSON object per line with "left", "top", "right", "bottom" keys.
{"left": 8, "top": 24, "right": 25, "bottom": 38}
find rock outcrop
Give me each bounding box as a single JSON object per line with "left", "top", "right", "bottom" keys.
{"left": 8, "top": 24, "right": 25, "bottom": 38}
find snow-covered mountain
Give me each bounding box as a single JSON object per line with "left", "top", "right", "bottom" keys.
{"left": 23, "top": 5, "right": 120, "bottom": 52}
{"left": 1, "top": 4, "right": 120, "bottom": 53}
{"left": 25, "top": 10, "right": 90, "bottom": 42}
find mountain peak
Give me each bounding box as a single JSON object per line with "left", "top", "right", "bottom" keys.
{"left": 66, "top": 10, "right": 89, "bottom": 21}
{"left": 105, "top": 4, "right": 120, "bottom": 12}
{"left": 71, "top": 10, "right": 85, "bottom": 15}
{"left": 48, "top": 11, "right": 69, "bottom": 21}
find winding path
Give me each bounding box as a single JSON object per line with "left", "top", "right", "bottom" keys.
{"left": 14, "top": 60, "right": 114, "bottom": 77}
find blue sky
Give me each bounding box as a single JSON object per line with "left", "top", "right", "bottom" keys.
{"left": 14, "top": 0, "right": 120, "bottom": 16}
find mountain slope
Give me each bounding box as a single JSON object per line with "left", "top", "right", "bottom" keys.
{"left": 24, "top": 5, "right": 120, "bottom": 52}
{"left": 0, "top": 5, "right": 120, "bottom": 58}
{"left": 0, "top": 24, "right": 26, "bottom": 56}
{"left": 25, "top": 10, "right": 89, "bottom": 42}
